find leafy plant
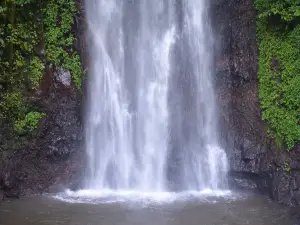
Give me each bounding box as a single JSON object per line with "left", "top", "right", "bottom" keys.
{"left": 256, "top": 0, "right": 300, "bottom": 22}
{"left": 255, "top": 0, "right": 300, "bottom": 150}
{"left": 29, "top": 56, "right": 44, "bottom": 88}
{"left": 0, "top": 0, "right": 82, "bottom": 149}
{"left": 14, "top": 111, "right": 45, "bottom": 133}
{"left": 43, "top": 0, "right": 82, "bottom": 89}
{"left": 0, "top": 92, "right": 24, "bottom": 120}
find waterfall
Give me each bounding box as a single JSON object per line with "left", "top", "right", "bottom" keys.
{"left": 84, "top": 0, "right": 228, "bottom": 192}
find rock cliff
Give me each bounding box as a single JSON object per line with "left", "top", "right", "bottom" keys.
{"left": 0, "top": 0, "right": 87, "bottom": 199}
{"left": 213, "top": 0, "right": 300, "bottom": 206}
{"left": 0, "top": 75, "right": 84, "bottom": 197}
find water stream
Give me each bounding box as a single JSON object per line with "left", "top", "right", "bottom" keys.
{"left": 84, "top": 0, "right": 227, "bottom": 193}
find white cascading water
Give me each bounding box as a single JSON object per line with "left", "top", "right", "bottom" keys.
{"left": 84, "top": 0, "right": 228, "bottom": 192}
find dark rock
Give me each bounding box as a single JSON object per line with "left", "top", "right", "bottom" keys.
{"left": 0, "top": 189, "right": 4, "bottom": 201}
{"left": 0, "top": 76, "right": 86, "bottom": 197}
{"left": 0, "top": 0, "right": 87, "bottom": 198}
{"left": 228, "top": 172, "right": 258, "bottom": 190}
{"left": 289, "top": 207, "right": 300, "bottom": 225}
{"left": 213, "top": 0, "right": 300, "bottom": 206}
{"left": 271, "top": 171, "right": 300, "bottom": 206}
{"left": 55, "top": 67, "right": 71, "bottom": 87}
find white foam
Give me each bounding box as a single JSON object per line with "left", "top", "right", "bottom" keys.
{"left": 53, "top": 188, "right": 236, "bottom": 205}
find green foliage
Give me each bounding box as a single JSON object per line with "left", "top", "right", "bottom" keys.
{"left": 256, "top": 0, "right": 300, "bottom": 22}
{"left": 0, "top": 0, "right": 82, "bottom": 149}
{"left": 29, "top": 56, "right": 44, "bottom": 88}
{"left": 0, "top": 92, "right": 25, "bottom": 120}
{"left": 43, "top": 0, "right": 82, "bottom": 89}
{"left": 14, "top": 111, "right": 45, "bottom": 133}
{"left": 0, "top": 92, "right": 45, "bottom": 133}
{"left": 255, "top": 0, "right": 300, "bottom": 150}
{"left": 65, "top": 53, "right": 82, "bottom": 89}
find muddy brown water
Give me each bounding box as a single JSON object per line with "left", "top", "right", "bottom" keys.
{"left": 0, "top": 192, "right": 293, "bottom": 225}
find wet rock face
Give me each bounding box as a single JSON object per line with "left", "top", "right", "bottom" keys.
{"left": 212, "top": 0, "right": 300, "bottom": 206}
{"left": 292, "top": 208, "right": 300, "bottom": 225}
{"left": 0, "top": 71, "right": 85, "bottom": 198}
{"left": 0, "top": 1, "right": 87, "bottom": 199}
{"left": 39, "top": 74, "right": 83, "bottom": 160}
{"left": 55, "top": 67, "right": 72, "bottom": 87}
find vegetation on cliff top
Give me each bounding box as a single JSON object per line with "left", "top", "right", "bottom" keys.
{"left": 0, "top": 0, "right": 81, "bottom": 150}
{"left": 255, "top": 0, "right": 300, "bottom": 150}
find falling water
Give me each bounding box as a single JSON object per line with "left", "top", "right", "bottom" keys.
{"left": 84, "top": 0, "right": 228, "bottom": 192}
